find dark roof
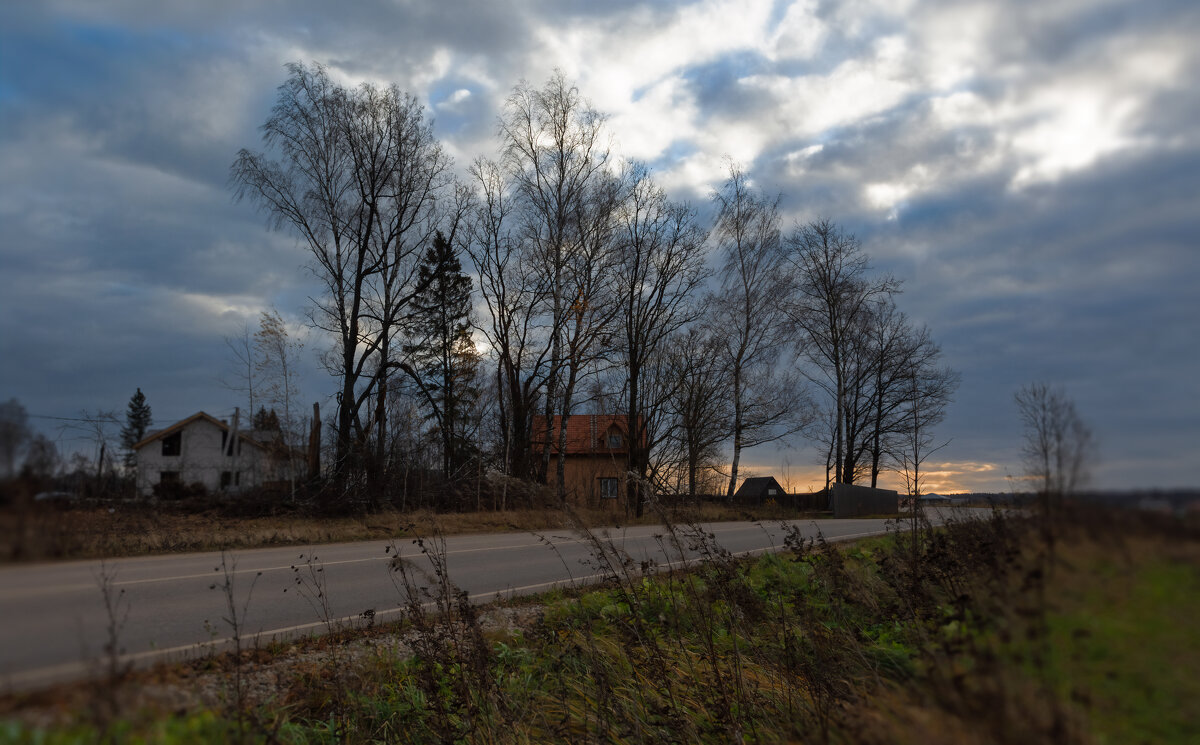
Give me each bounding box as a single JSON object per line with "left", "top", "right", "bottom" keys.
{"left": 132, "top": 411, "right": 266, "bottom": 451}
{"left": 734, "top": 476, "right": 788, "bottom": 498}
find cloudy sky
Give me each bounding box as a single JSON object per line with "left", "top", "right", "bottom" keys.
{"left": 1, "top": 0, "right": 1196, "bottom": 493}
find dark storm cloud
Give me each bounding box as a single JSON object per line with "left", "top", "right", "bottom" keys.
{"left": 1, "top": 0, "right": 1197, "bottom": 489}
{"left": 868, "top": 145, "right": 1200, "bottom": 483}
{"left": 728, "top": 0, "right": 1200, "bottom": 489}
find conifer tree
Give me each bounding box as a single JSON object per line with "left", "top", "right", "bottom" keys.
{"left": 120, "top": 388, "right": 152, "bottom": 469}
{"left": 402, "top": 231, "right": 481, "bottom": 478}
{"left": 252, "top": 406, "right": 282, "bottom": 434}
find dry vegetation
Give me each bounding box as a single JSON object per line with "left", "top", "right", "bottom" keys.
{"left": 0, "top": 500, "right": 811, "bottom": 563}
{"left": 2, "top": 503, "right": 1197, "bottom": 744}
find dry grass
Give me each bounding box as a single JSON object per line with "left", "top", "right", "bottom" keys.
{"left": 0, "top": 500, "right": 816, "bottom": 563}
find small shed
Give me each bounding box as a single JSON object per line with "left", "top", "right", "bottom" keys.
{"left": 734, "top": 476, "right": 788, "bottom": 504}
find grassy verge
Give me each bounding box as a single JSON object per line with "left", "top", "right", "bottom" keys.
{"left": 1039, "top": 535, "right": 1200, "bottom": 743}
{"left": 2, "top": 505, "right": 1196, "bottom": 744}
{"left": 0, "top": 501, "right": 814, "bottom": 563}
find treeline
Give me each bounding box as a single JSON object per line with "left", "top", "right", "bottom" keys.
{"left": 231, "top": 64, "right": 957, "bottom": 512}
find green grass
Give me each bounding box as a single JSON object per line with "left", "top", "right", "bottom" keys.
{"left": 1043, "top": 545, "right": 1200, "bottom": 744}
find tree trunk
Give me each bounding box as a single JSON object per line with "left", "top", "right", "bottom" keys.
{"left": 307, "top": 402, "right": 321, "bottom": 482}
{"left": 727, "top": 363, "right": 743, "bottom": 498}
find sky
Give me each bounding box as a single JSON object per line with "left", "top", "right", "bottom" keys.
{"left": 1, "top": 0, "right": 1196, "bottom": 494}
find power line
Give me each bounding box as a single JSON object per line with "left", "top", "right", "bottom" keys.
{"left": 29, "top": 414, "right": 118, "bottom": 423}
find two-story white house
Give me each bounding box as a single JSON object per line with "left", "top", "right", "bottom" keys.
{"left": 133, "top": 411, "right": 295, "bottom": 497}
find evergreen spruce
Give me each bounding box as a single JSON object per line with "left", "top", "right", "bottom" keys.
{"left": 403, "top": 232, "right": 481, "bottom": 478}
{"left": 120, "top": 388, "right": 152, "bottom": 468}
{"left": 252, "top": 406, "right": 282, "bottom": 434}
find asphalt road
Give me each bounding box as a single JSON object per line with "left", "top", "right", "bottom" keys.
{"left": 0, "top": 515, "right": 921, "bottom": 692}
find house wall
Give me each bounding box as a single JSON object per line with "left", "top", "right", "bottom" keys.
{"left": 547, "top": 454, "right": 628, "bottom": 507}
{"left": 135, "top": 419, "right": 267, "bottom": 496}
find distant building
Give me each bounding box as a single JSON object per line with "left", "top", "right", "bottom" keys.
{"left": 531, "top": 415, "right": 637, "bottom": 506}
{"left": 734, "top": 476, "right": 788, "bottom": 503}
{"left": 132, "top": 411, "right": 296, "bottom": 497}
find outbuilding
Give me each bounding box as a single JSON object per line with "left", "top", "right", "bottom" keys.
{"left": 734, "top": 476, "right": 789, "bottom": 504}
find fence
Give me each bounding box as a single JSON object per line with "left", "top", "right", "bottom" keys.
{"left": 829, "top": 483, "right": 898, "bottom": 518}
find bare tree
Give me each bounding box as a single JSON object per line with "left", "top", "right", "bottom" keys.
{"left": 896, "top": 359, "right": 958, "bottom": 498}
{"left": 552, "top": 171, "right": 624, "bottom": 498}
{"left": 232, "top": 63, "right": 453, "bottom": 498}
{"left": 497, "top": 71, "right": 616, "bottom": 498}
{"left": 67, "top": 410, "right": 119, "bottom": 494}
{"left": 465, "top": 157, "right": 552, "bottom": 482}
{"left": 1015, "top": 382, "right": 1093, "bottom": 569}
{"left": 221, "top": 323, "right": 258, "bottom": 422}
{"left": 613, "top": 165, "right": 710, "bottom": 515}
{"left": 863, "top": 303, "right": 958, "bottom": 488}
{"left": 664, "top": 327, "right": 733, "bottom": 500}
{"left": 711, "top": 165, "right": 803, "bottom": 497}
{"left": 255, "top": 308, "right": 303, "bottom": 497}
{"left": 785, "top": 219, "right": 898, "bottom": 486}
{"left": 1015, "top": 382, "right": 1093, "bottom": 510}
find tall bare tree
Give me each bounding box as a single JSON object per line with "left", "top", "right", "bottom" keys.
{"left": 1015, "top": 383, "right": 1092, "bottom": 506}
{"left": 860, "top": 302, "right": 958, "bottom": 488}
{"left": 786, "top": 219, "right": 898, "bottom": 486}
{"left": 221, "top": 323, "right": 259, "bottom": 425}
{"left": 1015, "top": 382, "right": 1092, "bottom": 564}
{"left": 465, "top": 157, "right": 552, "bottom": 481}
{"left": 497, "top": 71, "right": 616, "bottom": 498}
{"left": 896, "top": 354, "right": 958, "bottom": 498}
{"left": 711, "top": 165, "right": 804, "bottom": 497}
{"left": 232, "top": 63, "right": 453, "bottom": 497}
{"left": 255, "top": 309, "right": 304, "bottom": 496}
{"left": 614, "top": 165, "right": 710, "bottom": 514}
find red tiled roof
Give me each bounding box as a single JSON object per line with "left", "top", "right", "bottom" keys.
{"left": 530, "top": 415, "right": 634, "bottom": 455}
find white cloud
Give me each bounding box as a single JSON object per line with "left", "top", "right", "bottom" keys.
{"left": 767, "top": 0, "right": 827, "bottom": 61}
{"left": 735, "top": 37, "right": 913, "bottom": 142}
{"left": 607, "top": 76, "right": 700, "bottom": 162}
{"left": 911, "top": 2, "right": 997, "bottom": 90}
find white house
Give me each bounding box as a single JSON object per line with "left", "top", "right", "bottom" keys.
{"left": 133, "top": 411, "right": 294, "bottom": 497}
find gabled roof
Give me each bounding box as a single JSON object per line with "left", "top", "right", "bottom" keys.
{"left": 531, "top": 414, "right": 636, "bottom": 456}
{"left": 734, "top": 476, "right": 788, "bottom": 498}
{"left": 132, "top": 411, "right": 266, "bottom": 451}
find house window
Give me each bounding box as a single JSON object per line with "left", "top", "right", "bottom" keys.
{"left": 220, "top": 471, "right": 241, "bottom": 489}
{"left": 159, "top": 471, "right": 180, "bottom": 484}
{"left": 220, "top": 432, "right": 242, "bottom": 456}
{"left": 599, "top": 477, "right": 619, "bottom": 499}
{"left": 161, "top": 431, "right": 182, "bottom": 456}
{"left": 767, "top": 488, "right": 778, "bottom": 496}
{"left": 607, "top": 431, "right": 623, "bottom": 448}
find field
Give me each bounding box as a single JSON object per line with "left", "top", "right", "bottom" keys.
{"left": 1, "top": 503, "right": 1197, "bottom": 744}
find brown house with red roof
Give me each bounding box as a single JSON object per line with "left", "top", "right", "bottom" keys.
{"left": 531, "top": 414, "right": 637, "bottom": 505}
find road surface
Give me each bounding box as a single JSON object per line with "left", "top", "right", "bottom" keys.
{"left": 0, "top": 515, "right": 921, "bottom": 692}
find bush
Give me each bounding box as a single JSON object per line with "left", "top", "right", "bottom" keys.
{"left": 151, "top": 479, "right": 207, "bottom": 501}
